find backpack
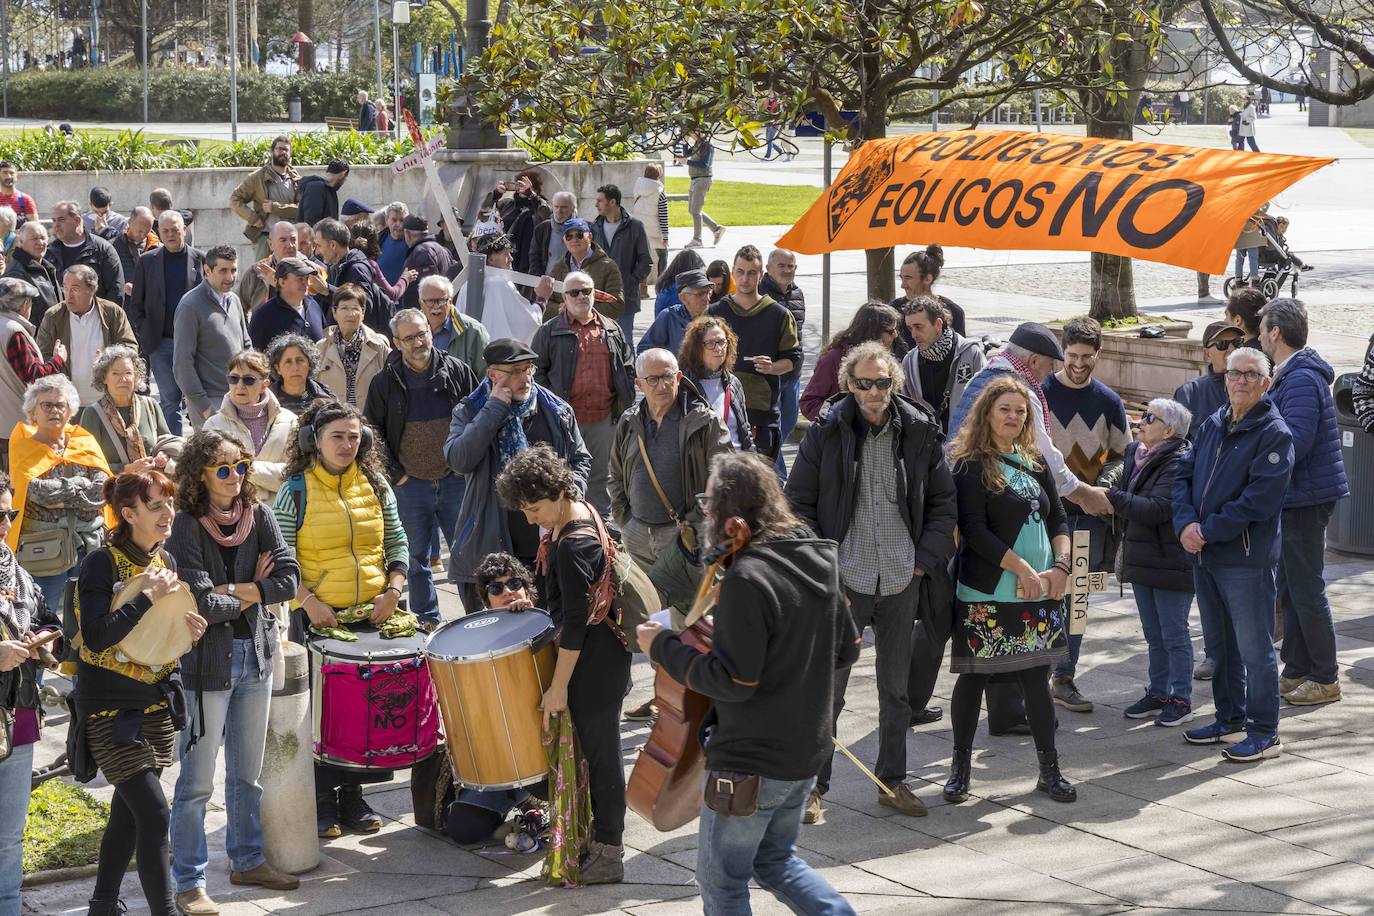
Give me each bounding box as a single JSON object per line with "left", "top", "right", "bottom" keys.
{"left": 557, "top": 503, "right": 658, "bottom": 646}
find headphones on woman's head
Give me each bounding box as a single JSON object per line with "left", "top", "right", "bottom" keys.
{"left": 297, "top": 414, "right": 375, "bottom": 454}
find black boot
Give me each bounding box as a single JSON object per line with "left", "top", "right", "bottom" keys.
{"left": 86, "top": 899, "right": 127, "bottom": 916}
{"left": 1036, "top": 749, "right": 1077, "bottom": 802}
{"left": 317, "top": 788, "right": 342, "bottom": 838}
{"left": 943, "top": 747, "right": 972, "bottom": 803}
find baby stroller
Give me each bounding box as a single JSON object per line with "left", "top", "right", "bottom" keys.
{"left": 1223, "top": 214, "right": 1311, "bottom": 299}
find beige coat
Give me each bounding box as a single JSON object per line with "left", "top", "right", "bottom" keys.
{"left": 229, "top": 164, "right": 302, "bottom": 243}
{"left": 203, "top": 390, "right": 297, "bottom": 504}
{"left": 316, "top": 324, "right": 392, "bottom": 408}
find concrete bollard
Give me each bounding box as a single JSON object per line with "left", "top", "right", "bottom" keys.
{"left": 260, "top": 641, "right": 319, "bottom": 874}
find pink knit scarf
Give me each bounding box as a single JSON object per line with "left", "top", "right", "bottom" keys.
{"left": 199, "top": 499, "right": 255, "bottom": 547}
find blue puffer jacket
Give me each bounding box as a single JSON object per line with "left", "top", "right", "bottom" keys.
{"left": 1172, "top": 396, "right": 1294, "bottom": 568}
{"left": 1268, "top": 348, "right": 1349, "bottom": 509}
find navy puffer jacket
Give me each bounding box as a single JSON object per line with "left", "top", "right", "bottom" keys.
{"left": 1268, "top": 347, "right": 1349, "bottom": 509}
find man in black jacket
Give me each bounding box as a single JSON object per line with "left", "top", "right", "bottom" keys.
{"left": 759, "top": 247, "right": 804, "bottom": 475}
{"left": 298, "top": 159, "right": 350, "bottom": 227}
{"left": 640, "top": 450, "right": 859, "bottom": 914}
{"left": 128, "top": 210, "right": 205, "bottom": 435}
{"left": 48, "top": 199, "right": 124, "bottom": 305}
{"left": 357, "top": 91, "right": 378, "bottom": 132}
{"left": 785, "top": 340, "right": 957, "bottom": 822}
{"left": 315, "top": 217, "right": 393, "bottom": 333}
{"left": 591, "top": 183, "right": 652, "bottom": 341}
{"left": 1, "top": 221, "right": 57, "bottom": 328}
{"left": 364, "top": 307, "right": 478, "bottom": 629}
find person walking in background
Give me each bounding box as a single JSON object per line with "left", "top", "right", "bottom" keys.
{"left": 1238, "top": 95, "right": 1260, "bottom": 150}
{"left": 1257, "top": 298, "right": 1349, "bottom": 707}
{"left": 632, "top": 163, "right": 670, "bottom": 282}
{"left": 357, "top": 91, "right": 378, "bottom": 132}
{"left": 1233, "top": 207, "right": 1268, "bottom": 286}
{"left": 681, "top": 135, "right": 725, "bottom": 249}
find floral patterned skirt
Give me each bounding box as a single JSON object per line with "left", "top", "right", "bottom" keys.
{"left": 950, "top": 597, "right": 1068, "bottom": 674}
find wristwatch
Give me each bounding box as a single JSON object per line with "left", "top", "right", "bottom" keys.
{"left": 227, "top": 583, "right": 238, "bottom": 597}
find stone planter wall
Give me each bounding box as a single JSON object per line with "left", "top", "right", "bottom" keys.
{"left": 1094, "top": 334, "right": 1207, "bottom": 404}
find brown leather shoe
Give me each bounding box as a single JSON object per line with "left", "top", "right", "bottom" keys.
{"left": 230, "top": 861, "right": 301, "bottom": 891}
{"left": 175, "top": 888, "right": 220, "bottom": 916}
{"left": 879, "top": 782, "right": 928, "bottom": 817}
{"left": 802, "top": 788, "right": 823, "bottom": 825}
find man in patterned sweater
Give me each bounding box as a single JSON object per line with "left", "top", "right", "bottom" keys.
{"left": 1042, "top": 318, "right": 1132, "bottom": 714}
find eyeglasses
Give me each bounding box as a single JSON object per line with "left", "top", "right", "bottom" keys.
{"left": 851, "top": 377, "right": 894, "bottom": 391}
{"left": 639, "top": 373, "right": 676, "bottom": 388}
{"left": 36, "top": 400, "right": 67, "bottom": 413}
{"left": 563, "top": 231, "right": 588, "bottom": 241}
{"left": 703, "top": 339, "right": 727, "bottom": 352}
{"left": 208, "top": 461, "right": 251, "bottom": 480}
{"left": 564, "top": 288, "right": 593, "bottom": 298}
{"left": 227, "top": 374, "right": 261, "bottom": 387}
{"left": 419, "top": 297, "right": 449, "bottom": 306}
{"left": 397, "top": 330, "right": 431, "bottom": 346}
{"left": 0, "top": 510, "right": 18, "bottom": 523}
{"left": 485, "top": 577, "right": 526, "bottom": 596}
{"left": 1206, "top": 338, "right": 1242, "bottom": 351}
{"left": 1225, "top": 369, "right": 1264, "bottom": 383}
{"left": 1141, "top": 413, "right": 1159, "bottom": 425}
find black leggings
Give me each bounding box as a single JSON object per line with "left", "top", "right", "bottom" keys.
{"left": 568, "top": 625, "right": 632, "bottom": 847}
{"left": 93, "top": 768, "right": 174, "bottom": 916}
{"left": 952, "top": 666, "right": 1057, "bottom": 753}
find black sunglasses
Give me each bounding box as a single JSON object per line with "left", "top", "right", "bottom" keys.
{"left": 564, "top": 288, "right": 593, "bottom": 298}
{"left": 227, "top": 373, "right": 261, "bottom": 387}
{"left": 485, "top": 577, "right": 526, "bottom": 596}
{"left": 1206, "top": 338, "right": 1242, "bottom": 352}
{"left": 0, "top": 510, "right": 17, "bottom": 523}
{"left": 851, "top": 377, "right": 895, "bottom": 391}
{"left": 563, "top": 231, "right": 588, "bottom": 240}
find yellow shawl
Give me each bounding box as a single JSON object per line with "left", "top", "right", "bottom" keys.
{"left": 7, "top": 420, "right": 117, "bottom": 551}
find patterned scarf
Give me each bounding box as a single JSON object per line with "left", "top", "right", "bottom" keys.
{"left": 100, "top": 394, "right": 147, "bottom": 462}
{"left": 336, "top": 327, "right": 366, "bottom": 404}
{"left": 467, "top": 378, "right": 540, "bottom": 466}
{"left": 919, "top": 327, "right": 955, "bottom": 363}
{"left": 1000, "top": 350, "right": 1051, "bottom": 427}
{"left": 0, "top": 543, "right": 36, "bottom": 634}
{"left": 198, "top": 498, "right": 255, "bottom": 547}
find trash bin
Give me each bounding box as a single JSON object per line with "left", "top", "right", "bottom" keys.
{"left": 288, "top": 96, "right": 302, "bottom": 123}
{"left": 1329, "top": 373, "right": 1374, "bottom": 555}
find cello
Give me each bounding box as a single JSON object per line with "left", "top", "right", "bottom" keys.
{"left": 626, "top": 517, "right": 750, "bottom": 831}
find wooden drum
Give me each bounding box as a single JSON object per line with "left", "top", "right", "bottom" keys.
{"left": 113, "top": 574, "right": 196, "bottom": 666}
{"left": 425, "top": 609, "right": 555, "bottom": 791}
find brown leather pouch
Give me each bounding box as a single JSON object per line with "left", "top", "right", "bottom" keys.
{"left": 703, "top": 770, "right": 761, "bottom": 817}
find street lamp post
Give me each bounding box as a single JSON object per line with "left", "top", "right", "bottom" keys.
{"left": 229, "top": 0, "right": 238, "bottom": 140}
{"left": 1, "top": 0, "right": 10, "bottom": 117}
{"left": 141, "top": 0, "right": 148, "bottom": 122}
{"left": 373, "top": 0, "right": 384, "bottom": 109}
{"left": 392, "top": 1, "right": 409, "bottom": 138}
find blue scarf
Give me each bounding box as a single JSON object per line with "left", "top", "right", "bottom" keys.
{"left": 468, "top": 379, "right": 542, "bottom": 465}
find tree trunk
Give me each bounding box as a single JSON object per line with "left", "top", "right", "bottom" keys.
{"left": 1084, "top": 48, "right": 1144, "bottom": 321}
{"left": 860, "top": 100, "right": 896, "bottom": 301}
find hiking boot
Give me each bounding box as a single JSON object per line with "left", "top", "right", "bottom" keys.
{"left": 174, "top": 889, "right": 219, "bottom": 916}
{"left": 579, "top": 841, "right": 625, "bottom": 885}
{"left": 1194, "top": 657, "right": 1215, "bottom": 680}
{"left": 338, "top": 785, "right": 382, "bottom": 833}
{"left": 1183, "top": 720, "right": 1244, "bottom": 745}
{"left": 1051, "top": 675, "right": 1093, "bottom": 713}
{"left": 1035, "top": 750, "right": 1077, "bottom": 803}
{"left": 1155, "top": 699, "right": 1195, "bottom": 727}
{"left": 1222, "top": 733, "right": 1282, "bottom": 762}
{"left": 230, "top": 862, "right": 300, "bottom": 890}
{"left": 802, "top": 789, "right": 823, "bottom": 825}
{"left": 1123, "top": 691, "right": 1168, "bottom": 719}
{"left": 878, "top": 782, "right": 927, "bottom": 817}
{"left": 1285, "top": 679, "right": 1342, "bottom": 706}
{"left": 943, "top": 748, "right": 972, "bottom": 804}
{"left": 909, "top": 706, "right": 944, "bottom": 726}
{"left": 316, "top": 789, "right": 341, "bottom": 838}
{"left": 623, "top": 700, "right": 658, "bottom": 722}
{"left": 1279, "top": 675, "right": 1308, "bottom": 697}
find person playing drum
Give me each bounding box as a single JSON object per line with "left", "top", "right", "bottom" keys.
{"left": 495, "top": 447, "right": 631, "bottom": 886}
{"left": 74, "top": 470, "right": 208, "bottom": 916}
{"left": 270, "top": 399, "right": 409, "bottom": 839}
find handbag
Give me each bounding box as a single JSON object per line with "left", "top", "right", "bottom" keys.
{"left": 634, "top": 436, "right": 705, "bottom": 611}
{"left": 703, "top": 770, "right": 761, "bottom": 817}
{"left": 16, "top": 517, "right": 78, "bottom": 578}
{"left": 63, "top": 694, "right": 98, "bottom": 783}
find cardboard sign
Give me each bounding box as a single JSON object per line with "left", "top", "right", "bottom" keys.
{"left": 777, "top": 130, "right": 1333, "bottom": 274}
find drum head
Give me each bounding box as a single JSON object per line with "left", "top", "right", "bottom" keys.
{"left": 308, "top": 624, "right": 427, "bottom": 662}
{"left": 114, "top": 575, "right": 195, "bottom": 667}
{"left": 426, "top": 609, "right": 553, "bottom": 661}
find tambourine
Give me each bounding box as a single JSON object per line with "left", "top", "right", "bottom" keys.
{"left": 113, "top": 574, "right": 196, "bottom": 666}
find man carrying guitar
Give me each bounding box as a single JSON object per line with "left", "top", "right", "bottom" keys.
{"left": 637, "top": 451, "right": 860, "bottom": 916}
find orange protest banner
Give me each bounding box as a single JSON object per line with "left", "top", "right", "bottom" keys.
{"left": 777, "top": 130, "right": 1334, "bottom": 274}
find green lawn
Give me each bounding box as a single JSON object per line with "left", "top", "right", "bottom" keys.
{"left": 24, "top": 780, "right": 110, "bottom": 874}
{"left": 665, "top": 177, "right": 821, "bottom": 228}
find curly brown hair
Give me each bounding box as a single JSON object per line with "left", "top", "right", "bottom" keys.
{"left": 679, "top": 315, "right": 738, "bottom": 378}
{"left": 494, "top": 444, "right": 579, "bottom": 510}
{"left": 948, "top": 375, "right": 1042, "bottom": 493}
{"left": 278, "top": 399, "right": 390, "bottom": 497}
{"left": 474, "top": 552, "right": 539, "bottom": 607}
{"left": 174, "top": 429, "right": 258, "bottom": 517}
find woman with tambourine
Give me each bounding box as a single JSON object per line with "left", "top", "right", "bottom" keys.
{"left": 165, "top": 429, "right": 302, "bottom": 915}
{"left": 73, "top": 469, "right": 208, "bottom": 916}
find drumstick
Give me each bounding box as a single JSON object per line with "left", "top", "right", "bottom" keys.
{"left": 831, "top": 737, "right": 897, "bottom": 798}
{"left": 23, "top": 630, "right": 61, "bottom": 650}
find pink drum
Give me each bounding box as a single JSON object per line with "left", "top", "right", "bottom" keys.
{"left": 307, "top": 625, "right": 438, "bottom": 770}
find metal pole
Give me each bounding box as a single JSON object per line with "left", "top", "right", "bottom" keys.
{"left": 392, "top": 22, "right": 401, "bottom": 136}
{"left": 373, "top": 0, "right": 384, "bottom": 105}
{"left": 1, "top": 0, "right": 10, "bottom": 117}
{"left": 821, "top": 139, "right": 833, "bottom": 345}
{"left": 228, "top": 0, "right": 238, "bottom": 140}
{"left": 141, "top": 0, "right": 148, "bottom": 122}
{"left": 931, "top": 89, "right": 939, "bottom": 132}
{"left": 1034, "top": 87, "right": 1042, "bottom": 131}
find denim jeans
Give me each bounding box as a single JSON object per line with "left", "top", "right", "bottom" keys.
{"left": 774, "top": 375, "right": 801, "bottom": 481}
{"left": 697, "top": 776, "right": 855, "bottom": 916}
{"left": 394, "top": 474, "right": 465, "bottom": 625}
{"left": 148, "top": 342, "right": 184, "bottom": 436}
{"left": 0, "top": 741, "right": 34, "bottom": 916}
{"left": 1194, "top": 564, "right": 1280, "bottom": 739}
{"left": 170, "top": 640, "right": 273, "bottom": 891}
{"left": 1234, "top": 247, "right": 1260, "bottom": 280}
{"left": 819, "top": 578, "right": 917, "bottom": 793}
{"left": 33, "top": 567, "right": 76, "bottom": 622}
{"left": 1133, "top": 585, "right": 1195, "bottom": 702}
{"left": 1279, "top": 502, "right": 1339, "bottom": 685}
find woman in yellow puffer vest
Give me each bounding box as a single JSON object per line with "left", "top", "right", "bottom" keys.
{"left": 270, "top": 399, "right": 409, "bottom": 838}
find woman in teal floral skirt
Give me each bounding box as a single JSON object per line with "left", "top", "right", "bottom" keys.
{"left": 944, "top": 375, "right": 1077, "bottom": 804}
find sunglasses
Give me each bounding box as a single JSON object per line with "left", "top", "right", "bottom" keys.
{"left": 1141, "top": 413, "right": 1159, "bottom": 425}
{"left": 485, "top": 577, "right": 526, "bottom": 596}
{"left": 227, "top": 374, "right": 261, "bottom": 387}
{"left": 851, "top": 377, "right": 895, "bottom": 391}
{"left": 208, "top": 461, "right": 251, "bottom": 481}
{"left": 564, "top": 288, "right": 593, "bottom": 298}
{"left": 1206, "top": 338, "right": 1242, "bottom": 351}
{"left": 563, "top": 231, "right": 588, "bottom": 240}
{"left": 0, "top": 510, "right": 17, "bottom": 523}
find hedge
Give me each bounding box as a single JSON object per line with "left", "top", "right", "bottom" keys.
{"left": 4, "top": 68, "right": 413, "bottom": 122}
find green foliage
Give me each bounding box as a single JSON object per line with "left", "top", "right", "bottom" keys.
{"left": 0, "top": 128, "right": 440, "bottom": 171}
{"left": 663, "top": 177, "right": 820, "bottom": 228}
{"left": 4, "top": 67, "right": 376, "bottom": 122}
{"left": 24, "top": 780, "right": 109, "bottom": 874}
